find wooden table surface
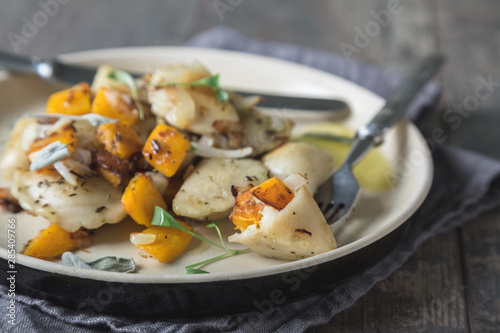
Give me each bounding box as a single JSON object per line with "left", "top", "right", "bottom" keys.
{"left": 1, "top": 1, "right": 499, "bottom": 332}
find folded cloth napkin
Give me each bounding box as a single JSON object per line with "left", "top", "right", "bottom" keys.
{"left": 2, "top": 26, "right": 500, "bottom": 333}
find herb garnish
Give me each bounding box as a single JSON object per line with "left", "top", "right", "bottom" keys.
{"left": 61, "top": 252, "right": 136, "bottom": 273}
{"left": 294, "top": 132, "right": 355, "bottom": 144}
{"left": 151, "top": 207, "right": 249, "bottom": 274}
{"left": 108, "top": 69, "right": 145, "bottom": 121}
{"left": 149, "top": 74, "right": 229, "bottom": 102}
{"left": 30, "top": 141, "right": 70, "bottom": 171}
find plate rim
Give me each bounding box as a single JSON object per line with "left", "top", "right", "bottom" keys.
{"left": 0, "top": 46, "right": 434, "bottom": 284}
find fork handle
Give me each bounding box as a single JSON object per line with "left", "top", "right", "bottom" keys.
{"left": 344, "top": 54, "right": 444, "bottom": 166}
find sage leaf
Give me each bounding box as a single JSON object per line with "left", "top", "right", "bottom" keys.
{"left": 61, "top": 252, "right": 91, "bottom": 269}
{"left": 30, "top": 141, "right": 70, "bottom": 171}
{"left": 61, "top": 252, "right": 136, "bottom": 273}
{"left": 80, "top": 114, "right": 118, "bottom": 127}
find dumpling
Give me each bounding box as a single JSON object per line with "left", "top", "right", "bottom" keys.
{"left": 228, "top": 173, "right": 337, "bottom": 260}
{"left": 11, "top": 169, "right": 127, "bottom": 232}
{"left": 172, "top": 158, "right": 269, "bottom": 220}
{"left": 148, "top": 61, "right": 240, "bottom": 136}
{"left": 262, "top": 142, "right": 333, "bottom": 195}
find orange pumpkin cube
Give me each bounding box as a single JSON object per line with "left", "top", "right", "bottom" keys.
{"left": 22, "top": 224, "right": 91, "bottom": 260}
{"left": 132, "top": 224, "right": 193, "bottom": 263}
{"left": 142, "top": 124, "right": 190, "bottom": 177}
{"left": 230, "top": 177, "right": 295, "bottom": 232}
{"left": 229, "top": 190, "right": 265, "bottom": 232}
{"left": 91, "top": 87, "right": 140, "bottom": 126}
{"left": 95, "top": 122, "right": 143, "bottom": 160}
{"left": 46, "top": 82, "right": 91, "bottom": 115}
{"left": 122, "top": 173, "right": 168, "bottom": 227}
{"left": 250, "top": 177, "right": 294, "bottom": 211}
{"left": 92, "top": 150, "right": 130, "bottom": 187}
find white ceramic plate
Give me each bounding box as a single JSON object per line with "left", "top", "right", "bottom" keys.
{"left": 0, "top": 47, "right": 433, "bottom": 284}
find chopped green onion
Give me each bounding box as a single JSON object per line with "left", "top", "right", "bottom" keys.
{"left": 150, "top": 74, "right": 229, "bottom": 102}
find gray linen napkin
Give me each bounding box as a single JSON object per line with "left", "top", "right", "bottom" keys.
{"left": 2, "top": 27, "right": 500, "bottom": 333}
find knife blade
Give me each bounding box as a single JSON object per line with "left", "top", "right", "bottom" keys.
{"left": 0, "top": 51, "right": 350, "bottom": 117}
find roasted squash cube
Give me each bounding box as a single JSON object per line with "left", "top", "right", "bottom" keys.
{"left": 91, "top": 150, "right": 130, "bottom": 187}
{"left": 95, "top": 122, "right": 143, "bottom": 160}
{"left": 230, "top": 177, "right": 294, "bottom": 232}
{"left": 132, "top": 224, "right": 193, "bottom": 263}
{"left": 46, "top": 82, "right": 91, "bottom": 115}
{"left": 91, "top": 87, "right": 140, "bottom": 126}
{"left": 250, "top": 177, "right": 294, "bottom": 211}
{"left": 142, "top": 124, "right": 190, "bottom": 177}
{"left": 122, "top": 173, "right": 168, "bottom": 227}
{"left": 229, "top": 190, "right": 265, "bottom": 232}
{"left": 22, "top": 224, "right": 91, "bottom": 260}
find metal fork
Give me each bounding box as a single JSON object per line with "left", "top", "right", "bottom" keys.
{"left": 316, "top": 54, "right": 444, "bottom": 225}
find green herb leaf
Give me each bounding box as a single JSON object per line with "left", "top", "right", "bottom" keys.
{"left": 189, "top": 144, "right": 197, "bottom": 152}
{"left": 185, "top": 267, "right": 210, "bottom": 274}
{"left": 108, "top": 69, "right": 145, "bottom": 121}
{"left": 151, "top": 207, "right": 250, "bottom": 274}
{"left": 151, "top": 207, "right": 225, "bottom": 251}
{"left": 206, "top": 221, "right": 229, "bottom": 252}
{"left": 216, "top": 89, "right": 229, "bottom": 102}
{"left": 81, "top": 113, "right": 118, "bottom": 127}
{"left": 185, "top": 252, "right": 234, "bottom": 274}
{"left": 30, "top": 141, "right": 70, "bottom": 171}
{"left": 295, "top": 132, "right": 355, "bottom": 144}
{"left": 150, "top": 74, "right": 229, "bottom": 102}
{"left": 61, "top": 252, "right": 136, "bottom": 273}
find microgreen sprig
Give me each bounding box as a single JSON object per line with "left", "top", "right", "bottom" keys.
{"left": 151, "top": 207, "right": 249, "bottom": 274}
{"left": 108, "top": 69, "right": 145, "bottom": 121}
{"left": 149, "top": 74, "right": 229, "bottom": 102}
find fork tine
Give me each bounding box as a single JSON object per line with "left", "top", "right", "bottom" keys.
{"left": 323, "top": 201, "right": 346, "bottom": 222}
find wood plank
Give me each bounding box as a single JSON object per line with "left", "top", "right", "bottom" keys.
{"left": 436, "top": 2, "right": 500, "bottom": 330}
{"left": 185, "top": 0, "right": 439, "bottom": 75}
{"left": 436, "top": 0, "right": 500, "bottom": 160}
{"left": 0, "top": 0, "right": 200, "bottom": 57}
{"left": 308, "top": 231, "right": 468, "bottom": 333}
{"left": 460, "top": 206, "right": 500, "bottom": 332}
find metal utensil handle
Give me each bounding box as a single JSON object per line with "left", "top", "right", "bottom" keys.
{"left": 344, "top": 54, "right": 444, "bottom": 166}
{"left": 0, "top": 51, "right": 37, "bottom": 73}
{"left": 0, "top": 51, "right": 54, "bottom": 79}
